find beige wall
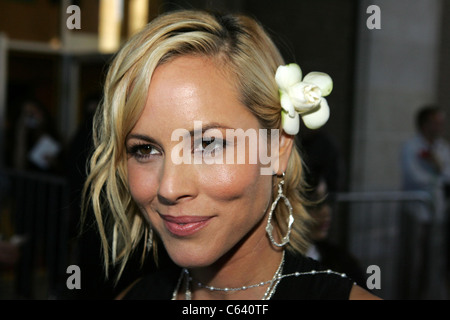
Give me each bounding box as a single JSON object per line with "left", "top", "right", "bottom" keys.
{"left": 351, "top": 0, "right": 444, "bottom": 191}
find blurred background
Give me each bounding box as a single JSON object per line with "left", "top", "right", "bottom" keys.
{"left": 0, "top": 0, "right": 449, "bottom": 300}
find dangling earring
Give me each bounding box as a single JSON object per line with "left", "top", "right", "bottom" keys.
{"left": 146, "top": 228, "right": 154, "bottom": 253}
{"left": 265, "top": 173, "right": 294, "bottom": 247}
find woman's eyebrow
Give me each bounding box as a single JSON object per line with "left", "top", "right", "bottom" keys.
{"left": 189, "top": 122, "right": 234, "bottom": 137}
{"left": 126, "top": 133, "right": 160, "bottom": 145}
{"left": 127, "top": 123, "right": 234, "bottom": 143}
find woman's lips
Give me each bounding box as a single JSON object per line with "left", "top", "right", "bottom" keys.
{"left": 160, "top": 214, "right": 213, "bottom": 237}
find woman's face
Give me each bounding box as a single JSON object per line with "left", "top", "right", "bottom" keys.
{"left": 126, "top": 56, "right": 276, "bottom": 268}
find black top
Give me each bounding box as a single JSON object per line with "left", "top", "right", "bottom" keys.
{"left": 312, "top": 240, "right": 368, "bottom": 290}
{"left": 123, "top": 251, "right": 355, "bottom": 300}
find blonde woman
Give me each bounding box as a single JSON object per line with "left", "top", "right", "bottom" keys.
{"left": 84, "top": 9, "right": 378, "bottom": 300}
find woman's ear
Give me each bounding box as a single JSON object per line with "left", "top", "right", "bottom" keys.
{"left": 271, "top": 131, "right": 294, "bottom": 175}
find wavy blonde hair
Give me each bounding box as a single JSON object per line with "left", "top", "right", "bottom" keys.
{"left": 83, "top": 9, "right": 313, "bottom": 280}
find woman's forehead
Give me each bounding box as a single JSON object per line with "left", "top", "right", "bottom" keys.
{"left": 135, "top": 56, "right": 257, "bottom": 132}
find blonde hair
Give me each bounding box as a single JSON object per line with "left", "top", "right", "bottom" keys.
{"left": 83, "top": 9, "right": 313, "bottom": 280}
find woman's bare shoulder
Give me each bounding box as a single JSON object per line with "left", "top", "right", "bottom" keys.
{"left": 349, "top": 285, "right": 382, "bottom": 300}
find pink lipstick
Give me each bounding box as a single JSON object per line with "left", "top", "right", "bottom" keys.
{"left": 160, "top": 214, "right": 212, "bottom": 237}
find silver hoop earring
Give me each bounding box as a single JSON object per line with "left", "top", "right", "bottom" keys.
{"left": 265, "top": 175, "right": 294, "bottom": 247}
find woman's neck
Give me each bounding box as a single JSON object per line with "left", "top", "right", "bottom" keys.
{"left": 183, "top": 225, "right": 284, "bottom": 300}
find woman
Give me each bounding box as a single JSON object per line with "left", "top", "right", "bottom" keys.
{"left": 84, "top": 9, "right": 378, "bottom": 300}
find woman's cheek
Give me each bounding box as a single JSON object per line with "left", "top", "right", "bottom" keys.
{"left": 197, "top": 163, "right": 266, "bottom": 201}
{"left": 127, "top": 164, "right": 159, "bottom": 207}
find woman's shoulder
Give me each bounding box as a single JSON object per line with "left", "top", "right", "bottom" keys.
{"left": 272, "top": 251, "right": 376, "bottom": 300}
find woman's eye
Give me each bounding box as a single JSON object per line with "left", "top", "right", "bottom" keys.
{"left": 201, "top": 138, "right": 215, "bottom": 150}
{"left": 137, "top": 145, "right": 154, "bottom": 155}
{"left": 128, "top": 144, "right": 161, "bottom": 161}
{"left": 195, "top": 137, "right": 225, "bottom": 155}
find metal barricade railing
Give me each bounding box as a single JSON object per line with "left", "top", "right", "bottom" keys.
{"left": 330, "top": 190, "right": 447, "bottom": 300}
{"left": 0, "top": 169, "right": 70, "bottom": 299}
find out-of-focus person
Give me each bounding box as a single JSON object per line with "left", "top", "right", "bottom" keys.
{"left": 400, "top": 105, "right": 450, "bottom": 299}
{"left": 12, "top": 98, "right": 61, "bottom": 173}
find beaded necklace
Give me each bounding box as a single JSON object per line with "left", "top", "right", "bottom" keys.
{"left": 171, "top": 251, "right": 349, "bottom": 300}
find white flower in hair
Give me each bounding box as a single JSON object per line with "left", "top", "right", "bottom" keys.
{"left": 276, "top": 63, "right": 333, "bottom": 134}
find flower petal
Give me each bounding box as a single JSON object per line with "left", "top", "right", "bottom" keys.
{"left": 281, "top": 111, "right": 300, "bottom": 135}
{"left": 288, "top": 82, "right": 321, "bottom": 111}
{"left": 303, "top": 72, "right": 333, "bottom": 97}
{"left": 301, "top": 98, "right": 330, "bottom": 129}
{"left": 279, "top": 91, "right": 295, "bottom": 117}
{"left": 275, "top": 64, "right": 302, "bottom": 92}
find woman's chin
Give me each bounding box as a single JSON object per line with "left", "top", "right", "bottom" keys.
{"left": 165, "top": 245, "right": 218, "bottom": 269}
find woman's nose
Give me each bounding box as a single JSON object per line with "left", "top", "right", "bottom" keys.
{"left": 157, "top": 158, "right": 197, "bottom": 205}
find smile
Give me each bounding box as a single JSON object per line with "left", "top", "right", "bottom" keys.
{"left": 160, "top": 214, "right": 213, "bottom": 237}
